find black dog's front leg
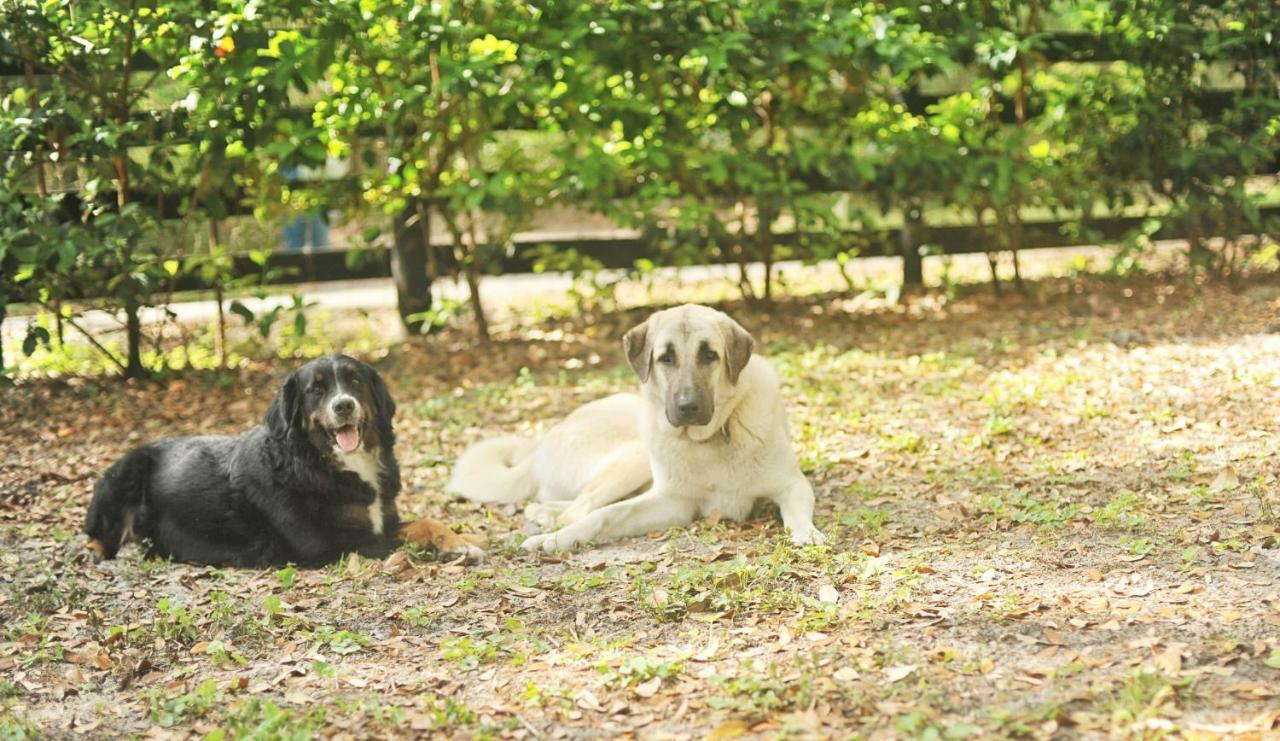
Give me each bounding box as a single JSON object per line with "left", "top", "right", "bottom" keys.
{"left": 325, "top": 498, "right": 401, "bottom": 561}
{"left": 250, "top": 494, "right": 340, "bottom": 566}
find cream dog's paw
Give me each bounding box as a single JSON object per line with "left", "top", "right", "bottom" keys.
{"left": 520, "top": 532, "right": 557, "bottom": 553}
{"left": 524, "top": 502, "right": 563, "bottom": 531}
{"left": 789, "top": 526, "right": 826, "bottom": 547}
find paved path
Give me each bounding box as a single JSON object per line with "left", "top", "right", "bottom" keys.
{"left": 1, "top": 257, "right": 887, "bottom": 339}
{"left": 2, "top": 248, "right": 1108, "bottom": 344}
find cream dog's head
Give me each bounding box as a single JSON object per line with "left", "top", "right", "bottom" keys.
{"left": 623, "top": 304, "right": 754, "bottom": 441}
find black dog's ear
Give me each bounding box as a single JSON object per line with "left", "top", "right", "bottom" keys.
{"left": 266, "top": 370, "right": 301, "bottom": 441}
{"left": 368, "top": 365, "right": 397, "bottom": 424}
{"left": 722, "top": 318, "right": 755, "bottom": 385}
{"left": 623, "top": 319, "right": 651, "bottom": 383}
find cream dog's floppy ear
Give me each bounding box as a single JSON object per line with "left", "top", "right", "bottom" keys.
{"left": 623, "top": 319, "right": 652, "bottom": 383}
{"left": 722, "top": 318, "right": 755, "bottom": 384}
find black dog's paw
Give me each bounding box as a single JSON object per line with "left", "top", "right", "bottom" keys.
{"left": 399, "top": 519, "right": 487, "bottom": 563}
{"left": 84, "top": 538, "right": 108, "bottom": 562}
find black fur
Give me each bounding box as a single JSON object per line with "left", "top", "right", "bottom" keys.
{"left": 84, "top": 354, "right": 404, "bottom": 568}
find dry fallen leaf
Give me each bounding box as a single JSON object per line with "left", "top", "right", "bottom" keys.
{"left": 634, "top": 677, "right": 662, "bottom": 698}
{"left": 832, "top": 667, "right": 860, "bottom": 682}
{"left": 575, "top": 689, "right": 603, "bottom": 712}
{"left": 883, "top": 664, "right": 918, "bottom": 683}
{"left": 705, "top": 720, "right": 751, "bottom": 740}
{"left": 1154, "top": 648, "right": 1182, "bottom": 674}
{"left": 1082, "top": 596, "right": 1111, "bottom": 612}
{"left": 1210, "top": 466, "right": 1239, "bottom": 492}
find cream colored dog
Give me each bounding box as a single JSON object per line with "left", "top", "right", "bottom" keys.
{"left": 447, "top": 304, "right": 823, "bottom": 551}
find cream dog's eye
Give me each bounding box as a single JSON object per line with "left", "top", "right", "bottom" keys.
{"left": 657, "top": 352, "right": 676, "bottom": 365}
{"left": 699, "top": 349, "right": 719, "bottom": 364}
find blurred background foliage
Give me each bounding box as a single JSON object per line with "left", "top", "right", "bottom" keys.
{"left": 1, "top": 0, "right": 1277, "bottom": 377}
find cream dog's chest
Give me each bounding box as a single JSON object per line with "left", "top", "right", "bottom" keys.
{"left": 651, "top": 436, "right": 768, "bottom": 519}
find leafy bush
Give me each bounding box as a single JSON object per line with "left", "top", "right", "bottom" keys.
{"left": 2, "top": 0, "right": 1276, "bottom": 377}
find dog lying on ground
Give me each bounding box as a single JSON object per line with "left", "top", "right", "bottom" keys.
{"left": 85, "top": 354, "right": 483, "bottom": 567}
{"left": 447, "top": 304, "right": 823, "bottom": 551}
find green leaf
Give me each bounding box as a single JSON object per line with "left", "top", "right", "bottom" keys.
{"left": 23, "top": 326, "right": 51, "bottom": 356}
{"left": 276, "top": 566, "right": 297, "bottom": 589}
{"left": 228, "top": 300, "right": 255, "bottom": 324}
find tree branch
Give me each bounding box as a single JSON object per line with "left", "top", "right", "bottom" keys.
{"left": 36, "top": 302, "right": 128, "bottom": 373}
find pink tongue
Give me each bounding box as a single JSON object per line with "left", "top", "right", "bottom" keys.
{"left": 335, "top": 426, "right": 360, "bottom": 453}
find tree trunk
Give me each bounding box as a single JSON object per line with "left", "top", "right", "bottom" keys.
{"left": 994, "top": 204, "right": 1027, "bottom": 296}
{"left": 0, "top": 302, "right": 6, "bottom": 374}
{"left": 1010, "top": 220, "right": 1026, "bottom": 295}
{"left": 124, "top": 298, "right": 144, "bottom": 379}
{"left": 214, "top": 283, "right": 227, "bottom": 367}
{"left": 1188, "top": 230, "right": 1217, "bottom": 276}
{"left": 988, "top": 207, "right": 1006, "bottom": 297}
{"left": 463, "top": 259, "right": 488, "bottom": 341}
{"left": 758, "top": 201, "right": 778, "bottom": 303}
{"left": 900, "top": 204, "right": 925, "bottom": 292}
{"left": 210, "top": 219, "right": 227, "bottom": 368}
{"left": 440, "top": 206, "right": 489, "bottom": 340}
{"left": 463, "top": 214, "right": 490, "bottom": 341}
{"left": 727, "top": 205, "right": 755, "bottom": 301}
{"left": 391, "top": 202, "right": 433, "bottom": 335}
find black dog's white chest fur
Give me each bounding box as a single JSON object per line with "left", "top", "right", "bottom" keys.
{"left": 325, "top": 367, "right": 388, "bottom": 534}
{"left": 336, "top": 448, "right": 385, "bottom": 534}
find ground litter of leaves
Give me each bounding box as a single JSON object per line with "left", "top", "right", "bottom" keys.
{"left": 3, "top": 270, "right": 1280, "bottom": 739}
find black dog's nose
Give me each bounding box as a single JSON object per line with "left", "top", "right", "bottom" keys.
{"left": 332, "top": 397, "right": 356, "bottom": 417}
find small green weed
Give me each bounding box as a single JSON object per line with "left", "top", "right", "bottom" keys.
{"left": 303, "top": 626, "right": 371, "bottom": 656}
{"left": 1093, "top": 492, "right": 1144, "bottom": 530}
{"left": 148, "top": 680, "right": 222, "bottom": 727}
{"left": 599, "top": 655, "right": 685, "bottom": 691}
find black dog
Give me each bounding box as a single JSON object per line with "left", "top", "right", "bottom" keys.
{"left": 84, "top": 354, "right": 483, "bottom": 567}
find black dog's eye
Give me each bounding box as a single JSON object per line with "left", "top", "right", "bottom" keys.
{"left": 308, "top": 383, "right": 325, "bottom": 396}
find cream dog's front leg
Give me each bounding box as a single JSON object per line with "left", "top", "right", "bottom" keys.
{"left": 521, "top": 486, "right": 698, "bottom": 553}
{"left": 558, "top": 441, "right": 652, "bottom": 526}
{"left": 773, "top": 476, "right": 825, "bottom": 546}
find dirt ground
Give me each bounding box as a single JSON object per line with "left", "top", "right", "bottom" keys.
{"left": 3, "top": 267, "right": 1280, "bottom": 739}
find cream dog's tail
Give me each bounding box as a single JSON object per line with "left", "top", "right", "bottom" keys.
{"left": 445, "top": 436, "right": 539, "bottom": 504}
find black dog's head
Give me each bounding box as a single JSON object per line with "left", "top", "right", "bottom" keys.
{"left": 266, "top": 354, "right": 396, "bottom": 458}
